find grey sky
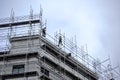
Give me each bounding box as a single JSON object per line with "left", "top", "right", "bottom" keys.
{"left": 0, "top": 0, "right": 120, "bottom": 74}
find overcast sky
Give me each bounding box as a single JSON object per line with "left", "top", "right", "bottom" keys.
{"left": 0, "top": 0, "right": 120, "bottom": 75}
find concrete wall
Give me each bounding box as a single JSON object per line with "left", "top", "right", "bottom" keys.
{"left": 0, "top": 36, "right": 98, "bottom": 80}
{"left": 10, "top": 38, "right": 42, "bottom": 54}
{"left": 0, "top": 57, "right": 38, "bottom": 75}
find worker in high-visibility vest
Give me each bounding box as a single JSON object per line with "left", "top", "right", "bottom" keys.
{"left": 42, "top": 27, "right": 46, "bottom": 37}
{"left": 58, "top": 35, "right": 62, "bottom": 46}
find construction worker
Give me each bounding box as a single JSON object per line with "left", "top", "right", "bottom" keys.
{"left": 110, "top": 78, "right": 114, "bottom": 80}
{"left": 58, "top": 35, "right": 62, "bottom": 47}
{"left": 42, "top": 27, "right": 46, "bottom": 37}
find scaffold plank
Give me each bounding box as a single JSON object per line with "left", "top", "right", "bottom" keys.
{"left": 0, "top": 19, "right": 40, "bottom": 28}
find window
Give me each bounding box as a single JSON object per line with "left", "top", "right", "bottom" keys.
{"left": 41, "top": 67, "right": 49, "bottom": 76}
{"left": 12, "top": 65, "right": 24, "bottom": 74}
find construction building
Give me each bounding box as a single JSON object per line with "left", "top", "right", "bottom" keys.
{"left": 0, "top": 8, "right": 119, "bottom": 80}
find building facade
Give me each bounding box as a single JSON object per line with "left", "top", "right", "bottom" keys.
{"left": 0, "top": 13, "right": 98, "bottom": 80}
{"left": 0, "top": 35, "right": 98, "bottom": 80}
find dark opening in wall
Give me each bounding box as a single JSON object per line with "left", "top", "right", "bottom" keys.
{"left": 12, "top": 64, "right": 24, "bottom": 74}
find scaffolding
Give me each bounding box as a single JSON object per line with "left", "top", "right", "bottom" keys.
{"left": 0, "top": 7, "right": 120, "bottom": 80}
